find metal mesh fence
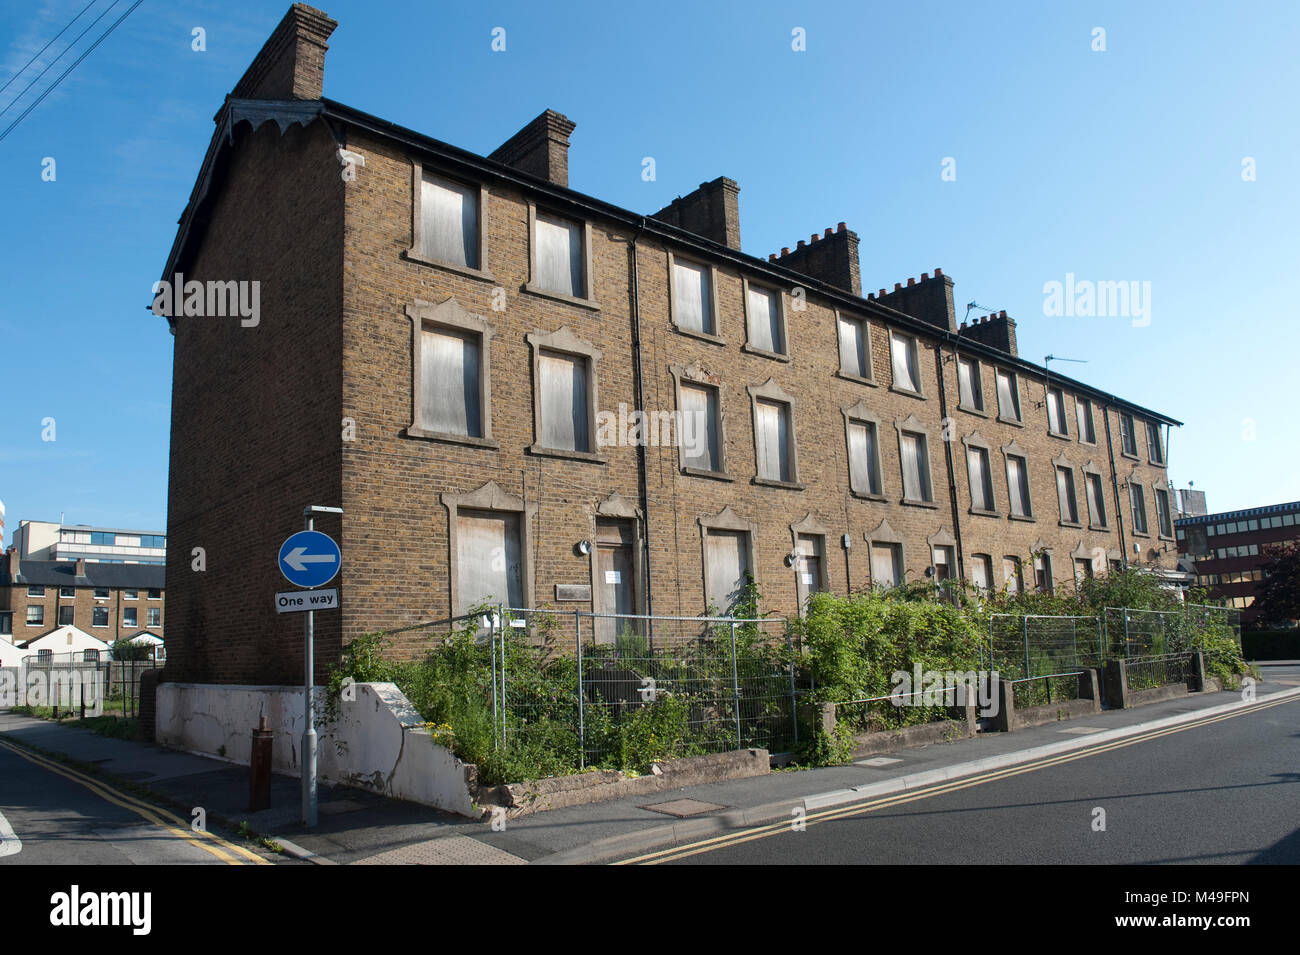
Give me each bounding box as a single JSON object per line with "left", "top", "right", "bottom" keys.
{"left": 1125, "top": 652, "right": 1194, "bottom": 691}
{"left": 490, "top": 609, "right": 796, "bottom": 768}
{"left": 2, "top": 652, "right": 161, "bottom": 718}
{"left": 986, "top": 614, "right": 1104, "bottom": 680}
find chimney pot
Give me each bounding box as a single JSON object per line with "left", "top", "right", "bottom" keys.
{"left": 768, "top": 254, "right": 777, "bottom": 262}
{"left": 879, "top": 288, "right": 887, "bottom": 297}
{"left": 934, "top": 267, "right": 943, "bottom": 276}
{"left": 920, "top": 272, "right": 929, "bottom": 281}
{"left": 781, "top": 247, "right": 790, "bottom": 256}
{"left": 809, "top": 233, "right": 818, "bottom": 243}
{"left": 907, "top": 277, "right": 916, "bottom": 287}
{"left": 824, "top": 227, "right": 833, "bottom": 239}
{"left": 960, "top": 320, "right": 968, "bottom": 329}
{"left": 797, "top": 239, "right": 806, "bottom": 249}
{"left": 999, "top": 309, "right": 1007, "bottom": 319}
{"left": 894, "top": 283, "right": 903, "bottom": 291}
{"left": 837, "top": 221, "right": 847, "bottom": 232}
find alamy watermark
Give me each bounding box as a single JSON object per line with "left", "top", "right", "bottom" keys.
{"left": 889, "top": 665, "right": 1001, "bottom": 717}
{"left": 595, "top": 403, "right": 706, "bottom": 459}
{"left": 1042, "top": 273, "right": 1150, "bottom": 327}
{"left": 151, "top": 272, "right": 260, "bottom": 327}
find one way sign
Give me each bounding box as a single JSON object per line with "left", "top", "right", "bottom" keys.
{"left": 278, "top": 530, "right": 341, "bottom": 588}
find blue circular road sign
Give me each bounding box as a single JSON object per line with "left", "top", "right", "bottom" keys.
{"left": 278, "top": 530, "right": 342, "bottom": 588}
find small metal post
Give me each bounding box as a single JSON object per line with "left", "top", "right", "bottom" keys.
{"left": 498, "top": 603, "right": 506, "bottom": 748}
{"left": 1022, "top": 616, "right": 1031, "bottom": 679}
{"left": 785, "top": 623, "right": 798, "bottom": 746}
{"left": 489, "top": 611, "right": 499, "bottom": 748}
{"left": 303, "top": 511, "right": 318, "bottom": 828}
{"left": 575, "top": 611, "right": 585, "bottom": 768}
{"left": 728, "top": 621, "right": 742, "bottom": 744}
{"left": 1124, "top": 610, "right": 1131, "bottom": 659}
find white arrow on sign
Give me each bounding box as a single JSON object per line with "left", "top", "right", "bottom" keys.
{"left": 284, "top": 547, "right": 339, "bottom": 572}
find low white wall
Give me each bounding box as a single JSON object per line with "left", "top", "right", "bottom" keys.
{"left": 155, "top": 681, "right": 478, "bottom": 817}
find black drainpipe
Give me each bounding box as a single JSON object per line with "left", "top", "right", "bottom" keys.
{"left": 934, "top": 341, "right": 966, "bottom": 585}
{"left": 628, "top": 218, "right": 652, "bottom": 615}
{"left": 1103, "top": 404, "right": 1129, "bottom": 569}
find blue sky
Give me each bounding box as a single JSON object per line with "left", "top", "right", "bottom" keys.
{"left": 1, "top": 0, "right": 1297, "bottom": 539}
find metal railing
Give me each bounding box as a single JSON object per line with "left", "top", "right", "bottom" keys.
{"left": 986, "top": 614, "right": 1104, "bottom": 680}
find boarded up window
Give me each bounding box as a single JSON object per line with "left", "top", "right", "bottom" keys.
{"left": 957, "top": 357, "right": 981, "bottom": 410}
{"left": 1003, "top": 557, "right": 1022, "bottom": 594}
{"left": 847, "top": 419, "right": 881, "bottom": 496}
{"left": 996, "top": 370, "right": 1020, "bottom": 420}
{"left": 900, "top": 431, "right": 931, "bottom": 502}
{"left": 796, "top": 534, "right": 825, "bottom": 601}
{"left": 673, "top": 259, "right": 714, "bottom": 334}
{"left": 1076, "top": 398, "right": 1096, "bottom": 442}
{"left": 680, "top": 383, "right": 720, "bottom": 472}
{"left": 1056, "top": 466, "right": 1078, "bottom": 523}
{"left": 1047, "top": 389, "right": 1067, "bottom": 434}
{"left": 1155, "top": 488, "right": 1173, "bottom": 536}
{"left": 1007, "top": 455, "right": 1030, "bottom": 517}
{"left": 535, "top": 211, "right": 584, "bottom": 296}
{"left": 746, "top": 285, "right": 783, "bottom": 353}
{"left": 1075, "top": 558, "right": 1093, "bottom": 587}
{"left": 1120, "top": 414, "right": 1137, "bottom": 455}
{"left": 420, "top": 326, "right": 481, "bottom": 437}
{"left": 705, "top": 529, "right": 750, "bottom": 614}
{"left": 420, "top": 173, "right": 479, "bottom": 268}
{"left": 890, "top": 333, "right": 920, "bottom": 392}
{"left": 755, "top": 399, "right": 792, "bottom": 482}
{"left": 539, "top": 350, "right": 590, "bottom": 452}
{"left": 456, "top": 509, "right": 523, "bottom": 610}
{"left": 838, "top": 316, "right": 869, "bottom": 377}
{"left": 968, "top": 446, "right": 994, "bottom": 511}
{"left": 1086, "top": 472, "right": 1106, "bottom": 526}
{"left": 971, "top": 554, "right": 992, "bottom": 591}
{"left": 1034, "top": 554, "right": 1053, "bottom": 593}
{"left": 1131, "top": 484, "right": 1148, "bottom": 534}
{"left": 1147, "top": 422, "right": 1165, "bottom": 463}
{"left": 871, "top": 543, "right": 901, "bottom": 588}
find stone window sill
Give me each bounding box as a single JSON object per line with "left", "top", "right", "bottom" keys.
{"left": 527, "top": 444, "right": 607, "bottom": 464}
{"left": 741, "top": 343, "right": 791, "bottom": 363}
{"left": 403, "top": 248, "right": 496, "bottom": 284}
{"left": 405, "top": 426, "right": 499, "bottom": 450}
{"left": 523, "top": 283, "right": 601, "bottom": 312}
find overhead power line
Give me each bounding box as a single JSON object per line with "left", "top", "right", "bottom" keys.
{"left": 0, "top": 0, "right": 144, "bottom": 144}
{"left": 0, "top": 0, "right": 119, "bottom": 121}
{"left": 0, "top": 0, "right": 98, "bottom": 99}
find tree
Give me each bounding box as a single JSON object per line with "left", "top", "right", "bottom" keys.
{"left": 1251, "top": 542, "right": 1300, "bottom": 628}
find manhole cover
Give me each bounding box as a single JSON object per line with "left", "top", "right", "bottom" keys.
{"left": 640, "top": 798, "right": 727, "bottom": 818}
{"left": 855, "top": 756, "right": 904, "bottom": 767}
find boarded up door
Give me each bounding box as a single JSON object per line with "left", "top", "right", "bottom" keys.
{"left": 705, "top": 530, "right": 750, "bottom": 615}
{"left": 456, "top": 508, "right": 523, "bottom": 613}
{"left": 594, "top": 518, "right": 636, "bottom": 644}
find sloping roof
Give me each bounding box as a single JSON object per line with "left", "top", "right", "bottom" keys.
{"left": 157, "top": 96, "right": 1183, "bottom": 429}
{"left": 5, "top": 560, "right": 165, "bottom": 589}
{"left": 18, "top": 625, "right": 109, "bottom": 651}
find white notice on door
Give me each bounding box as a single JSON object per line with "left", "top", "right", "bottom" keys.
{"left": 802, "top": 573, "right": 814, "bottom": 585}
{"left": 605, "top": 570, "right": 621, "bottom": 584}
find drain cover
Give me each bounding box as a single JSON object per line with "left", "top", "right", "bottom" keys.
{"left": 640, "top": 798, "right": 727, "bottom": 818}
{"left": 855, "top": 756, "right": 904, "bottom": 767}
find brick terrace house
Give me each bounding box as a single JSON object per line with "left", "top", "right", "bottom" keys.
{"left": 1177, "top": 500, "right": 1300, "bottom": 622}
{"left": 158, "top": 5, "right": 1180, "bottom": 686}
{"left": 0, "top": 551, "right": 165, "bottom": 647}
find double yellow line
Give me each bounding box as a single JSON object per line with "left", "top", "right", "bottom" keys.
{"left": 620, "top": 694, "right": 1297, "bottom": 864}
{"left": 0, "top": 738, "right": 272, "bottom": 865}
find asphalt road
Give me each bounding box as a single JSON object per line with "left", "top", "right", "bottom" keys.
{"left": 634, "top": 694, "right": 1300, "bottom": 865}
{"left": 0, "top": 739, "right": 270, "bottom": 865}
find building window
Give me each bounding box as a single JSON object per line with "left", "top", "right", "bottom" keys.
{"left": 898, "top": 430, "right": 933, "bottom": 503}
{"left": 996, "top": 369, "right": 1021, "bottom": 422}
{"left": 1085, "top": 472, "right": 1107, "bottom": 527}
{"left": 871, "top": 542, "right": 903, "bottom": 589}
{"left": 1076, "top": 398, "right": 1096, "bottom": 444}
{"left": 1120, "top": 413, "right": 1138, "bottom": 457}
{"left": 1006, "top": 453, "right": 1032, "bottom": 518}
{"left": 58, "top": 606, "right": 74, "bottom": 626}
{"left": 1074, "top": 558, "right": 1094, "bottom": 588}
{"left": 526, "top": 327, "right": 602, "bottom": 460}
{"left": 1155, "top": 487, "right": 1173, "bottom": 538}
{"left": 1055, "top": 465, "right": 1079, "bottom": 524}
{"left": 957, "top": 357, "right": 983, "bottom": 412}
{"left": 124, "top": 608, "right": 138, "bottom": 628}
{"left": 680, "top": 381, "right": 723, "bottom": 474}
{"left": 747, "top": 379, "right": 800, "bottom": 486}
{"left": 147, "top": 589, "right": 161, "bottom": 600}
{"left": 889, "top": 332, "right": 922, "bottom": 394}
{"left": 669, "top": 255, "right": 718, "bottom": 338}
{"left": 92, "top": 607, "right": 109, "bottom": 627}
{"left": 837, "top": 313, "right": 872, "bottom": 380}
{"left": 531, "top": 208, "right": 588, "bottom": 299}
{"left": 94, "top": 588, "right": 109, "bottom": 599}
{"left": 1108, "top": 558, "right": 1123, "bottom": 575}
{"left": 456, "top": 509, "right": 525, "bottom": 612}
{"left": 27, "top": 585, "right": 44, "bottom": 597}
{"left": 1147, "top": 422, "right": 1165, "bottom": 465}
{"left": 794, "top": 533, "right": 826, "bottom": 606}
{"left": 971, "top": 554, "right": 993, "bottom": 591}
{"left": 416, "top": 170, "right": 483, "bottom": 271}
{"left": 124, "top": 589, "right": 137, "bottom": 600}
{"left": 90, "top": 532, "right": 116, "bottom": 546}
{"left": 407, "top": 299, "right": 496, "bottom": 446}
{"left": 743, "top": 281, "right": 787, "bottom": 356}
{"left": 27, "top": 606, "right": 44, "bottom": 626}
{"left": 932, "top": 545, "right": 956, "bottom": 598}
{"left": 147, "top": 608, "right": 161, "bottom": 628}
{"left": 1130, "top": 483, "right": 1149, "bottom": 535}
{"left": 0, "top": 613, "right": 11, "bottom": 635}
{"left": 1003, "top": 556, "right": 1023, "bottom": 595}
{"left": 1034, "top": 554, "right": 1053, "bottom": 594}
{"left": 967, "top": 445, "right": 995, "bottom": 512}
{"left": 846, "top": 416, "right": 883, "bottom": 497}
{"left": 1046, "top": 388, "right": 1068, "bottom": 436}
{"left": 59, "top": 586, "right": 75, "bottom": 597}
{"left": 140, "top": 535, "right": 166, "bottom": 548}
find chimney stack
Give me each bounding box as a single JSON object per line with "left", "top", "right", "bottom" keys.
{"left": 650, "top": 176, "right": 742, "bottom": 250}
{"left": 490, "top": 109, "right": 578, "bottom": 188}
{"left": 958, "top": 308, "right": 1018, "bottom": 356}
{"left": 231, "top": 4, "right": 337, "bottom": 101}
{"left": 875, "top": 268, "right": 956, "bottom": 333}
{"left": 773, "top": 222, "right": 861, "bottom": 294}
{"left": 75, "top": 558, "right": 87, "bottom": 579}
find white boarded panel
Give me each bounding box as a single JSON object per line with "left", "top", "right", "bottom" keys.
{"left": 705, "top": 529, "right": 749, "bottom": 614}
{"left": 680, "top": 383, "right": 719, "bottom": 471}
{"left": 871, "top": 543, "right": 899, "bottom": 588}
{"left": 421, "top": 174, "right": 478, "bottom": 268}
{"left": 746, "top": 285, "right": 781, "bottom": 352}
{"left": 673, "top": 259, "right": 712, "bottom": 333}
{"left": 539, "top": 350, "right": 589, "bottom": 451}
{"left": 536, "top": 212, "right": 583, "bottom": 296}
{"left": 838, "top": 317, "right": 868, "bottom": 376}
{"left": 421, "top": 327, "right": 480, "bottom": 437}
{"left": 457, "top": 509, "right": 522, "bottom": 610}
{"left": 755, "top": 399, "right": 790, "bottom": 482}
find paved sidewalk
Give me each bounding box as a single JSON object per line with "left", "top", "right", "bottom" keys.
{"left": 2, "top": 664, "right": 1296, "bottom": 865}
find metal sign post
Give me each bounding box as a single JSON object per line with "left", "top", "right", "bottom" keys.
{"left": 281, "top": 506, "right": 343, "bottom": 828}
